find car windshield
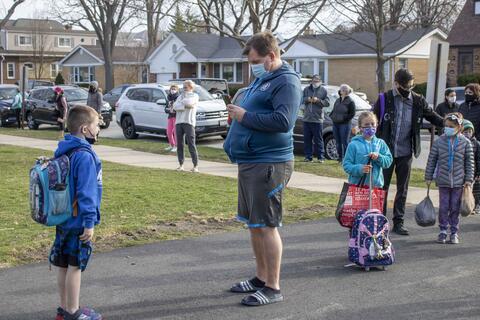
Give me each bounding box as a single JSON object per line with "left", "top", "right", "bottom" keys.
{"left": 455, "top": 89, "right": 465, "bottom": 102}
{"left": 64, "top": 88, "right": 88, "bottom": 101}
{"left": 179, "top": 86, "right": 215, "bottom": 102}
{"left": 199, "top": 80, "right": 227, "bottom": 92}
{"left": 0, "top": 88, "right": 17, "bottom": 100}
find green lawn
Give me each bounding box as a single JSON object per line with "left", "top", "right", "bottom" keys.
{"left": 0, "top": 144, "right": 337, "bottom": 268}
{"left": 0, "top": 126, "right": 428, "bottom": 188}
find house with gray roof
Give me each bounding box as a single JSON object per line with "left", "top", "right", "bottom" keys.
{"left": 282, "top": 28, "right": 447, "bottom": 99}
{"left": 146, "top": 32, "right": 250, "bottom": 87}
{"left": 0, "top": 18, "right": 97, "bottom": 84}
{"left": 59, "top": 45, "right": 149, "bottom": 90}
{"left": 446, "top": 0, "right": 480, "bottom": 86}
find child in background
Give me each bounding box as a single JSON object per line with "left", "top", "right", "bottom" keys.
{"left": 343, "top": 111, "right": 393, "bottom": 188}
{"left": 425, "top": 112, "right": 474, "bottom": 244}
{"left": 165, "top": 85, "right": 179, "bottom": 152}
{"left": 50, "top": 105, "right": 103, "bottom": 320}
{"left": 462, "top": 119, "right": 480, "bottom": 214}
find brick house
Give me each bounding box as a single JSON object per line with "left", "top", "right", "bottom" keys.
{"left": 146, "top": 32, "right": 251, "bottom": 88}
{"left": 447, "top": 0, "right": 480, "bottom": 87}
{"left": 59, "top": 45, "right": 149, "bottom": 90}
{"left": 282, "top": 28, "right": 447, "bottom": 99}
{"left": 0, "top": 18, "right": 97, "bottom": 84}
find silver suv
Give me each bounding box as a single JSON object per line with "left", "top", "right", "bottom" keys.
{"left": 116, "top": 83, "right": 228, "bottom": 139}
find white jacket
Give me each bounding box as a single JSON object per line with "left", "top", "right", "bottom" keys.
{"left": 173, "top": 92, "right": 199, "bottom": 126}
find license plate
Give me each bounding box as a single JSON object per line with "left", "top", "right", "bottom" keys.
{"left": 219, "top": 120, "right": 228, "bottom": 126}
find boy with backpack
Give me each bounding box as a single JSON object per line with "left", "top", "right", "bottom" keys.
{"left": 425, "top": 112, "right": 474, "bottom": 244}
{"left": 49, "top": 105, "right": 103, "bottom": 320}
{"left": 462, "top": 120, "right": 480, "bottom": 214}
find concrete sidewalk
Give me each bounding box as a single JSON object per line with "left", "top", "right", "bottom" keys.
{"left": 0, "top": 134, "right": 436, "bottom": 205}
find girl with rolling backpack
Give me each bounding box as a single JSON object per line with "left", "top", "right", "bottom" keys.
{"left": 341, "top": 111, "right": 395, "bottom": 271}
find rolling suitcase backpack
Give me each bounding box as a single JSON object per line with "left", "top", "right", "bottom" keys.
{"left": 347, "top": 168, "right": 395, "bottom": 271}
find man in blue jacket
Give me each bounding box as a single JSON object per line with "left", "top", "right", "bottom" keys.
{"left": 224, "top": 31, "right": 302, "bottom": 307}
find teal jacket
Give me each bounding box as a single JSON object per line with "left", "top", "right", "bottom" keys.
{"left": 342, "top": 135, "right": 393, "bottom": 188}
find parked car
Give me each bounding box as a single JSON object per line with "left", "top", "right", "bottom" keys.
{"left": 0, "top": 84, "right": 20, "bottom": 127}
{"left": 231, "top": 85, "right": 372, "bottom": 160}
{"left": 27, "top": 80, "right": 55, "bottom": 91}
{"left": 103, "top": 84, "right": 132, "bottom": 110}
{"left": 170, "top": 78, "right": 230, "bottom": 99}
{"left": 116, "top": 83, "right": 228, "bottom": 139}
{"left": 25, "top": 86, "right": 113, "bottom": 130}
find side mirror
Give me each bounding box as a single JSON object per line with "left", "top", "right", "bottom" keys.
{"left": 156, "top": 98, "right": 167, "bottom": 105}
{"left": 214, "top": 93, "right": 223, "bottom": 99}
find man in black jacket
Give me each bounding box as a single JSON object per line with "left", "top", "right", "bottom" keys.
{"left": 373, "top": 69, "right": 443, "bottom": 235}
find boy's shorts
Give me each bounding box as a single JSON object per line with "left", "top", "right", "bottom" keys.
{"left": 49, "top": 227, "right": 93, "bottom": 272}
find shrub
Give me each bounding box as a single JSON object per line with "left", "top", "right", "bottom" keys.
{"left": 457, "top": 74, "right": 480, "bottom": 86}
{"left": 54, "top": 73, "right": 65, "bottom": 85}
{"left": 414, "top": 82, "right": 427, "bottom": 97}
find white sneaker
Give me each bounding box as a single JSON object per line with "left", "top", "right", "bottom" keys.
{"left": 171, "top": 147, "right": 177, "bottom": 153}
{"left": 176, "top": 165, "right": 184, "bottom": 171}
{"left": 191, "top": 166, "right": 199, "bottom": 173}
{"left": 164, "top": 146, "right": 172, "bottom": 151}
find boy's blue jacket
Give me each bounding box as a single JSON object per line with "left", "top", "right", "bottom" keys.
{"left": 54, "top": 134, "right": 102, "bottom": 229}
{"left": 342, "top": 135, "right": 393, "bottom": 188}
{"left": 224, "top": 62, "right": 302, "bottom": 163}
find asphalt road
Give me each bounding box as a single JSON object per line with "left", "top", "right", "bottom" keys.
{"left": 1, "top": 209, "right": 480, "bottom": 320}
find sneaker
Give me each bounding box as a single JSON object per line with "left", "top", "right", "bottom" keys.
{"left": 449, "top": 233, "right": 460, "bottom": 244}
{"left": 303, "top": 158, "right": 313, "bottom": 163}
{"left": 171, "top": 147, "right": 177, "bottom": 153}
{"left": 437, "top": 232, "right": 447, "bottom": 244}
{"left": 55, "top": 307, "right": 65, "bottom": 320}
{"left": 164, "top": 146, "right": 172, "bottom": 151}
{"left": 192, "top": 166, "right": 199, "bottom": 173}
{"left": 176, "top": 165, "right": 185, "bottom": 171}
{"left": 392, "top": 224, "right": 409, "bottom": 236}
{"left": 64, "top": 307, "right": 102, "bottom": 320}
{"left": 317, "top": 159, "right": 325, "bottom": 163}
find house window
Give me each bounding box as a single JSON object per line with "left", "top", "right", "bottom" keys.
{"left": 475, "top": 1, "right": 480, "bottom": 15}
{"left": 299, "top": 60, "right": 314, "bottom": 78}
{"left": 318, "top": 61, "right": 325, "bottom": 82}
{"left": 71, "top": 66, "right": 95, "bottom": 83}
{"left": 58, "top": 37, "right": 71, "bottom": 47}
{"left": 213, "top": 63, "right": 221, "bottom": 78}
{"left": 236, "top": 63, "right": 243, "bottom": 83}
{"left": 50, "top": 64, "right": 60, "bottom": 78}
{"left": 399, "top": 58, "right": 408, "bottom": 70}
{"left": 172, "top": 44, "right": 178, "bottom": 54}
{"left": 19, "top": 36, "right": 32, "bottom": 46}
{"left": 200, "top": 63, "right": 207, "bottom": 77}
{"left": 7, "top": 63, "right": 15, "bottom": 79}
{"left": 222, "top": 63, "right": 234, "bottom": 82}
{"left": 383, "top": 60, "right": 390, "bottom": 81}
{"left": 459, "top": 52, "right": 474, "bottom": 75}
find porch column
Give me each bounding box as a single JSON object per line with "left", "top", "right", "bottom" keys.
{"left": 197, "top": 62, "right": 202, "bottom": 78}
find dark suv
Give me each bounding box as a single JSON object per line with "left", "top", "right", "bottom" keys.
{"left": 25, "top": 86, "right": 113, "bottom": 130}
{"left": 0, "top": 85, "right": 20, "bottom": 126}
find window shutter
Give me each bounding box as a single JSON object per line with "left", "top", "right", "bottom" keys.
{"left": 54, "top": 37, "right": 58, "bottom": 47}
{"left": 14, "top": 35, "right": 18, "bottom": 46}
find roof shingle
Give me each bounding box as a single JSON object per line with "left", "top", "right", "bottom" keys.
{"left": 447, "top": 0, "right": 480, "bottom": 46}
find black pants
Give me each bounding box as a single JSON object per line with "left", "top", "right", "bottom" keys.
{"left": 14, "top": 109, "right": 22, "bottom": 128}
{"left": 175, "top": 123, "right": 198, "bottom": 166}
{"left": 383, "top": 155, "right": 412, "bottom": 225}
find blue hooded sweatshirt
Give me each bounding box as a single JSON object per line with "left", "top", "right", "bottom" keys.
{"left": 342, "top": 135, "right": 393, "bottom": 188}
{"left": 54, "top": 134, "right": 102, "bottom": 230}
{"left": 224, "top": 62, "right": 302, "bottom": 163}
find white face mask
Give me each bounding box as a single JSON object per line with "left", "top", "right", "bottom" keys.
{"left": 448, "top": 96, "right": 456, "bottom": 104}
{"left": 312, "top": 83, "right": 321, "bottom": 88}
{"left": 170, "top": 90, "right": 177, "bottom": 94}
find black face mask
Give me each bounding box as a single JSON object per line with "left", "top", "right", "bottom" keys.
{"left": 398, "top": 87, "right": 410, "bottom": 99}
{"left": 85, "top": 128, "right": 97, "bottom": 145}
{"left": 465, "top": 94, "right": 475, "bottom": 103}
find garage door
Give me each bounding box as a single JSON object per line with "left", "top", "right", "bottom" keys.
{"left": 156, "top": 73, "right": 172, "bottom": 83}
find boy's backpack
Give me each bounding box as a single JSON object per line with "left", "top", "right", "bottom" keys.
{"left": 29, "top": 147, "right": 88, "bottom": 226}
{"left": 348, "top": 209, "right": 395, "bottom": 270}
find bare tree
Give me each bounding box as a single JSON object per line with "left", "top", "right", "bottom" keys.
{"left": 51, "top": 0, "right": 138, "bottom": 91}
{"left": 30, "top": 20, "right": 54, "bottom": 80}
{"left": 137, "top": 0, "right": 177, "bottom": 51}
{"left": 0, "top": 0, "right": 26, "bottom": 30}
{"left": 409, "top": 0, "right": 461, "bottom": 30}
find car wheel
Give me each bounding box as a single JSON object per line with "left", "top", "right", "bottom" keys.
{"left": 324, "top": 133, "right": 338, "bottom": 160}
{"left": 27, "top": 113, "right": 39, "bottom": 130}
{"left": 100, "top": 120, "right": 110, "bottom": 129}
{"left": 121, "top": 116, "right": 138, "bottom": 139}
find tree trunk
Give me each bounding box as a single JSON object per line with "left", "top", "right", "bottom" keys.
{"left": 376, "top": 56, "right": 386, "bottom": 93}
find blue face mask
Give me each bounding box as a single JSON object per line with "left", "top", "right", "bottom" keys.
{"left": 363, "top": 127, "right": 376, "bottom": 138}
{"left": 251, "top": 62, "right": 268, "bottom": 78}
{"left": 444, "top": 127, "right": 457, "bottom": 137}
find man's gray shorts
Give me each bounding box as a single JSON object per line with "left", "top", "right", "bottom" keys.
{"left": 237, "top": 161, "right": 294, "bottom": 228}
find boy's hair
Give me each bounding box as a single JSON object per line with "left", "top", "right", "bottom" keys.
{"left": 67, "top": 105, "right": 99, "bottom": 134}
{"left": 394, "top": 69, "right": 414, "bottom": 87}
{"left": 242, "top": 31, "right": 281, "bottom": 57}
{"left": 358, "top": 111, "right": 378, "bottom": 127}
{"left": 444, "top": 112, "right": 464, "bottom": 126}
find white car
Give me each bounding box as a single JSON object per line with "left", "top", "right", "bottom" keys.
{"left": 116, "top": 83, "right": 228, "bottom": 139}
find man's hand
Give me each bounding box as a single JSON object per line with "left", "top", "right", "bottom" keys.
{"left": 80, "top": 228, "right": 94, "bottom": 242}
{"left": 363, "top": 165, "right": 372, "bottom": 173}
{"left": 369, "top": 152, "right": 379, "bottom": 160}
{"left": 227, "top": 104, "right": 246, "bottom": 122}
{"left": 464, "top": 181, "right": 472, "bottom": 187}
{"left": 312, "top": 97, "right": 318, "bottom": 102}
